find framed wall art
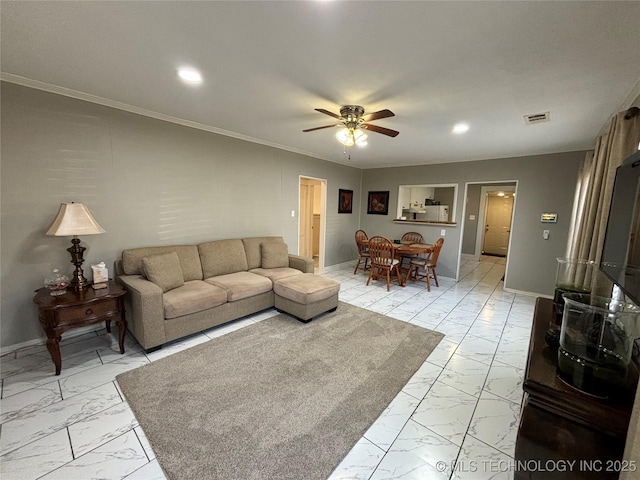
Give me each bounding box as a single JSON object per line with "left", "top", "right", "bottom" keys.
{"left": 367, "top": 191, "right": 389, "bottom": 215}
{"left": 338, "top": 189, "right": 353, "bottom": 214}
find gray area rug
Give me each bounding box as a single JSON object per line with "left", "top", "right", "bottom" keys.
{"left": 116, "top": 302, "right": 444, "bottom": 480}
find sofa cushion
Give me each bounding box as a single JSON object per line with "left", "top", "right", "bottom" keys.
{"left": 205, "top": 271, "right": 272, "bottom": 302}
{"left": 199, "top": 239, "right": 248, "bottom": 278}
{"left": 242, "top": 236, "right": 285, "bottom": 270}
{"left": 261, "top": 243, "right": 289, "bottom": 269}
{"left": 250, "top": 267, "right": 303, "bottom": 282}
{"left": 122, "top": 245, "right": 203, "bottom": 281}
{"left": 163, "top": 281, "right": 228, "bottom": 319}
{"left": 142, "top": 252, "right": 184, "bottom": 293}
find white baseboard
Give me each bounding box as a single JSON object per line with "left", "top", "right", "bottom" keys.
{"left": 504, "top": 287, "right": 551, "bottom": 299}
{"left": 1, "top": 337, "right": 46, "bottom": 357}
{"left": 318, "top": 260, "right": 356, "bottom": 273}
{"left": 1, "top": 324, "right": 105, "bottom": 357}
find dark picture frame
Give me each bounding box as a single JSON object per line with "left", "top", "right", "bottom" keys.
{"left": 367, "top": 191, "right": 389, "bottom": 215}
{"left": 338, "top": 189, "right": 353, "bottom": 214}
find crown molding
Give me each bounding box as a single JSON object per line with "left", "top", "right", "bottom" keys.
{"left": 620, "top": 76, "right": 640, "bottom": 109}
{"left": 593, "top": 76, "right": 640, "bottom": 139}
{"left": 0, "top": 72, "right": 342, "bottom": 166}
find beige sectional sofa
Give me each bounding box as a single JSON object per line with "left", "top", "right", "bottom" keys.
{"left": 116, "top": 236, "right": 339, "bottom": 351}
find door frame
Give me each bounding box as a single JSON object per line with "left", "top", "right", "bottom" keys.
{"left": 298, "top": 176, "right": 327, "bottom": 270}
{"left": 477, "top": 185, "right": 516, "bottom": 257}
{"left": 458, "top": 180, "right": 518, "bottom": 286}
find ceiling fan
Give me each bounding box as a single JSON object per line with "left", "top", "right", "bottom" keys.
{"left": 303, "top": 105, "right": 399, "bottom": 147}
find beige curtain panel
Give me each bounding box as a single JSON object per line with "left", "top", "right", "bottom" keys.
{"left": 566, "top": 107, "right": 640, "bottom": 294}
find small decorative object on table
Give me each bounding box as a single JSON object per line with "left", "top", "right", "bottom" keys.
{"left": 44, "top": 269, "right": 69, "bottom": 296}
{"left": 91, "top": 261, "right": 109, "bottom": 289}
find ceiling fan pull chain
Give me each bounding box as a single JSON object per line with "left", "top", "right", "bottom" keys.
{"left": 342, "top": 144, "right": 351, "bottom": 161}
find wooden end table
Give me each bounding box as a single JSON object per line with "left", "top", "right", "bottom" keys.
{"left": 33, "top": 280, "right": 127, "bottom": 375}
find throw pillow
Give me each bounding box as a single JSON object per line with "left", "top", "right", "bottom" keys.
{"left": 261, "top": 243, "right": 289, "bottom": 269}
{"left": 142, "top": 251, "right": 184, "bottom": 293}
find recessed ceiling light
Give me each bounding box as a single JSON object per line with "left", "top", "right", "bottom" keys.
{"left": 452, "top": 123, "right": 469, "bottom": 134}
{"left": 177, "top": 66, "right": 202, "bottom": 85}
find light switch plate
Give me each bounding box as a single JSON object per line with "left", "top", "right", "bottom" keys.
{"left": 441, "top": 229, "right": 446, "bottom": 236}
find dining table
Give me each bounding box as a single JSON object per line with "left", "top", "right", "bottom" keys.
{"left": 362, "top": 239, "right": 433, "bottom": 286}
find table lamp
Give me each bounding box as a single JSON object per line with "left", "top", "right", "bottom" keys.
{"left": 46, "top": 202, "right": 105, "bottom": 290}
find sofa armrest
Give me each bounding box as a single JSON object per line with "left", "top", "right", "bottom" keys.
{"left": 288, "top": 254, "right": 314, "bottom": 273}
{"left": 117, "top": 274, "right": 166, "bottom": 350}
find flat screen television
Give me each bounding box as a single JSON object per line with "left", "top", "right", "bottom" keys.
{"left": 601, "top": 149, "right": 640, "bottom": 306}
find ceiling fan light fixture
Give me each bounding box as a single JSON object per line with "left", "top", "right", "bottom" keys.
{"left": 336, "top": 127, "right": 367, "bottom": 147}
{"left": 306, "top": 105, "right": 396, "bottom": 147}
{"left": 353, "top": 129, "right": 368, "bottom": 146}
{"left": 336, "top": 128, "right": 353, "bottom": 146}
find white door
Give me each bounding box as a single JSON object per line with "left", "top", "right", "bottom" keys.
{"left": 482, "top": 194, "right": 514, "bottom": 256}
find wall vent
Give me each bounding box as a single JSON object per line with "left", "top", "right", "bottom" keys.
{"left": 524, "top": 112, "right": 550, "bottom": 125}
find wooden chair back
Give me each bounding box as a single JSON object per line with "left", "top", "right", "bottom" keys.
{"left": 407, "top": 237, "right": 444, "bottom": 291}
{"left": 355, "top": 229, "right": 368, "bottom": 254}
{"left": 428, "top": 237, "right": 445, "bottom": 267}
{"left": 401, "top": 231, "right": 424, "bottom": 244}
{"left": 367, "top": 236, "right": 395, "bottom": 266}
{"left": 366, "top": 236, "right": 401, "bottom": 291}
{"left": 354, "top": 229, "right": 370, "bottom": 274}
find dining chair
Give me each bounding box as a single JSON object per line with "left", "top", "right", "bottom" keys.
{"left": 354, "top": 229, "right": 370, "bottom": 274}
{"left": 401, "top": 231, "right": 424, "bottom": 244}
{"left": 366, "top": 236, "right": 402, "bottom": 291}
{"left": 399, "top": 231, "right": 425, "bottom": 269}
{"left": 407, "top": 237, "right": 444, "bottom": 291}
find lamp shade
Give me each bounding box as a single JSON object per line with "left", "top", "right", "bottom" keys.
{"left": 46, "top": 203, "right": 106, "bottom": 236}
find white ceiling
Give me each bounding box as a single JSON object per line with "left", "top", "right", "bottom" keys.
{"left": 2, "top": 1, "right": 640, "bottom": 169}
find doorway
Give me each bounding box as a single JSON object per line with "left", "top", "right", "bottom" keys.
{"left": 299, "top": 177, "right": 326, "bottom": 270}
{"left": 474, "top": 184, "right": 516, "bottom": 259}
{"left": 459, "top": 181, "right": 517, "bottom": 284}
{"left": 482, "top": 192, "right": 515, "bottom": 256}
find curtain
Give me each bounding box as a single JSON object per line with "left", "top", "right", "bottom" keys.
{"left": 565, "top": 107, "right": 640, "bottom": 295}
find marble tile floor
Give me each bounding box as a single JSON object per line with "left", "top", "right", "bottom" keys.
{"left": 0, "top": 255, "right": 534, "bottom": 480}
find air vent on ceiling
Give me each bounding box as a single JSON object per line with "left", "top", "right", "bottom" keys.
{"left": 524, "top": 112, "right": 550, "bottom": 125}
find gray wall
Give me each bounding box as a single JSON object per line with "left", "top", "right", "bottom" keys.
{"left": 1, "top": 83, "right": 362, "bottom": 349}
{"left": 433, "top": 188, "right": 455, "bottom": 211}
{"left": 463, "top": 184, "right": 482, "bottom": 254}
{"left": 0, "top": 81, "right": 589, "bottom": 350}
{"left": 360, "top": 152, "right": 585, "bottom": 293}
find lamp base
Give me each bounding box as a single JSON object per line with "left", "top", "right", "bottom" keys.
{"left": 67, "top": 237, "right": 91, "bottom": 290}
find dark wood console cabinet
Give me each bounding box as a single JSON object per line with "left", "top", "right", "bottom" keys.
{"left": 515, "top": 297, "right": 638, "bottom": 479}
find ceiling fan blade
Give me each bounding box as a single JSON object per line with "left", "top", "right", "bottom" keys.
{"left": 362, "top": 109, "right": 395, "bottom": 122}
{"left": 302, "top": 124, "right": 337, "bottom": 133}
{"left": 364, "top": 123, "right": 399, "bottom": 137}
{"left": 315, "top": 108, "right": 342, "bottom": 120}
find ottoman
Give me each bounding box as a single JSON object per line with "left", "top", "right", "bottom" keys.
{"left": 273, "top": 273, "right": 340, "bottom": 322}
